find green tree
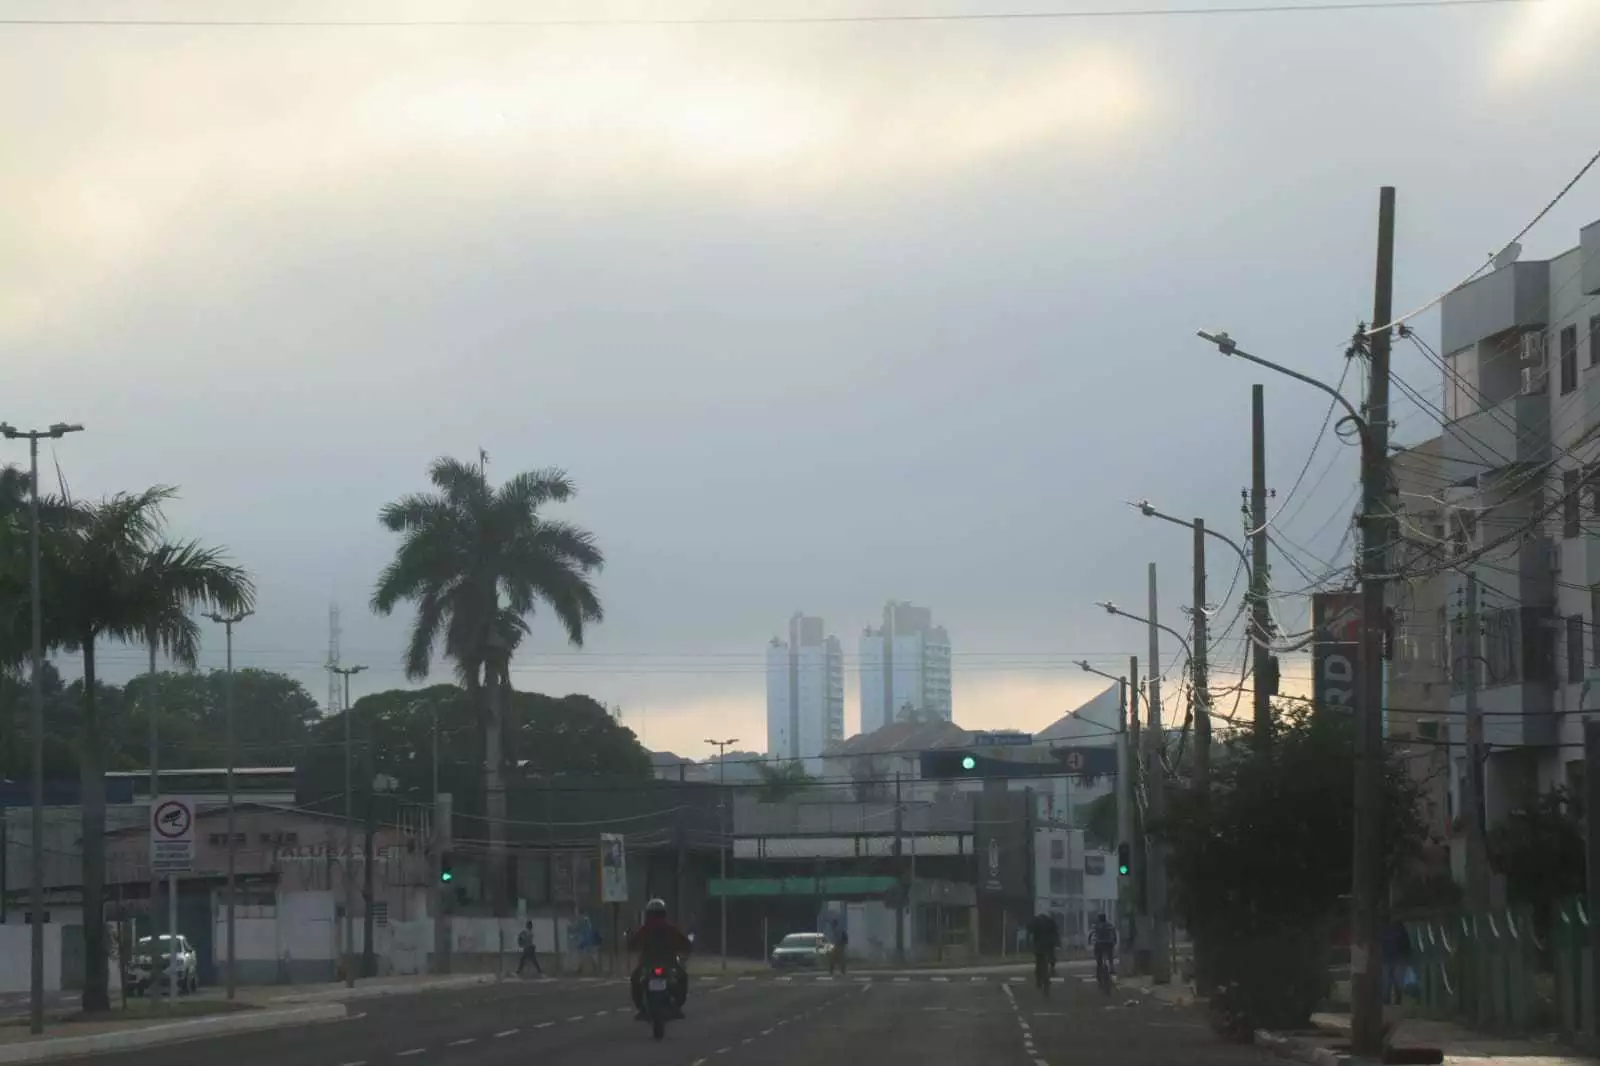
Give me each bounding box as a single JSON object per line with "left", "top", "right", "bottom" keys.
{"left": 1160, "top": 706, "right": 1423, "bottom": 1036}
{"left": 508, "top": 692, "right": 650, "bottom": 778}
{"left": 48, "top": 487, "right": 253, "bottom": 1011}
{"left": 371, "top": 457, "right": 603, "bottom": 913}
{"left": 119, "top": 668, "right": 320, "bottom": 770}
{"left": 1489, "top": 785, "right": 1584, "bottom": 935}
{"left": 754, "top": 760, "right": 816, "bottom": 802}
{"left": 1079, "top": 791, "right": 1117, "bottom": 850}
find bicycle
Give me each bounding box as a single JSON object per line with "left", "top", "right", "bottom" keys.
{"left": 1095, "top": 951, "right": 1114, "bottom": 996}
{"left": 1034, "top": 951, "right": 1052, "bottom": 996}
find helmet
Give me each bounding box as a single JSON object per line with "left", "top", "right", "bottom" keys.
{"left": 644, "top": 898, "right": 668, "bottom": 916}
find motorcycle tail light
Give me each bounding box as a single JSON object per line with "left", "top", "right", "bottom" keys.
{"left": 653, "top": 967, "right": 664, "bottom": 976}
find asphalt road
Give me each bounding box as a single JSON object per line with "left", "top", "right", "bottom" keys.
{"left": 65, "top": 970, "right": 1281, "bottom": 1066}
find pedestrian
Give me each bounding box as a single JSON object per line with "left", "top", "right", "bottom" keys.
{"left": 517, "top": 920, "right": 543, "bottom": 977}
{"left": 834, "top": 923, "right": 849, "bottom": 975}
{"left": 1380, "top": 918, "right": 1409, "bottom": 1005}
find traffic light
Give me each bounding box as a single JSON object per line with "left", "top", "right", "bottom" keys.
{"left": 1116, "top": 842, "right": 1131, "bottom": 877}
{"left": 439, "top": 852, "right": 454, "bottom": 883}
{"left": 960, "top": 755, "right": 977, "bottom": 771}
{"left": 920, "top": 750, "right": 985, "bottom": 778}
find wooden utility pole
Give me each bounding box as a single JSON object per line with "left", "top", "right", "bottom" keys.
{"left": 1463, "top": 574, "right": 1490, "bottom": 911}
{"left": 1250, "top": 384, "right": 1273, "bottom": 743}
{"left": 1350, "top": 186, "right": 1396, "bottom": 1057}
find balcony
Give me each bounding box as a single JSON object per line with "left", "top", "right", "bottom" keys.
{"left": 1440, "top": 391, "right": 1550, "bottom": 481}
{"left": 1441, "top": 261, "right": 1550, "bottom": 353}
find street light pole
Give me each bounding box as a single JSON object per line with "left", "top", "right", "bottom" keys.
{"left": 329, "top": 664, "right": 367, "bottom": 987}
{"left": 204, "top": 609, "right": 253, "bottom": 1001}
{"left": 705, "top": 738, "right": 738, "bottom": 971}
{"left": 1, "top": 421, "right": 83, "bottom": 1036}
{"left": 1076, "top": 660, "right": 1133, "bottom": 975}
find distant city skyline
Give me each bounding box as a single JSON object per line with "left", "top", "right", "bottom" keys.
{"left": 765, "top": 612, "right": 844, "bottom": 763}
{"left": 859, "top": 600, "right": 953, "bottom": 733}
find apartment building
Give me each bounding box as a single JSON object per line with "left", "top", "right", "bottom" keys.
{"left": 1437, "top": 218, "right": 1600, "bottom": 843}
{"left": 765, "top": 613, "right": 845, "bottom": 766}
{"left": 859, "top": 601, "right": 953, "bottom": 733}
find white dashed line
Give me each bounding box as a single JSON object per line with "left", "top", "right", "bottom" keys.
{"left": 710, "top": 983, "right": 735, "bottom": 992}
{"left": 932, "top": 976, "right": 949, "bottom": 983}
{"left": 447, "top": 1038, "right": 475, "bottom": 1047}
{"left": 337, "top": 1060, "right": 366, "bottom": 1066}
{"left": 397, "top": 1050, "right": 425, "bottom": 1058}
{"left": 742, "top": 1037, "right": 754, "bottom": 1045}
{"left": 970, "top": 975, "right": 986, "bottom": 982}
{"left": 566, "top": 1015, "right": 584, "bottom": 1022}
{"left": 894, "top": 976, "right": 910, "bottom": 983}
{"left": 761, "top": 1029, "right": 774, "bottom": 1036}
{"left": 716, "top": 1047, "right": 732, "bottom": 1055}
{"left": 535, "top": 1021, "right": 555, "bottom": 1029}
{"left": 494, "top": 1029, "right": 518, "bottom": 1038}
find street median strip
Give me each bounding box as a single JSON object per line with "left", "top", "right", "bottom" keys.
{"left": 0, "top": 1004, "right": 349, "bottom": 1064}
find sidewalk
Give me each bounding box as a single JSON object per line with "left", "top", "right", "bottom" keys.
{"left": 1257, "top": 1009, "right": 1597, "bottom": 1066}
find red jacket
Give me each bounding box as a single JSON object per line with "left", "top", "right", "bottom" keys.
{"left": 628, "top": 915, "right": 692, "bottom": 962}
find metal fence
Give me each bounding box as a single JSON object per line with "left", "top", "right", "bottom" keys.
{"left": 1403, "top": 902, "right": 1589, "bottom": 1046}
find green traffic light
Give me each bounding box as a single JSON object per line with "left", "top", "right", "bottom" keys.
{"left": 440, "top": 870, "right": 453, "bottom": 882}
{"left": 1118, "top": 863, "right": 1130, "bottom": 876}
{"left": 960, "top": 755, "right": 976, "bottom": 771}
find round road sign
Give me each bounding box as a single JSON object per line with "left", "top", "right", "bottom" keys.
{"left": 152, "top": 799, "right": 192, "bottom": 839}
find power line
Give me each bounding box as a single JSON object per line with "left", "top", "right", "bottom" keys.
{"left": 0, "top": 0, "right": 1542, "bottom": 29}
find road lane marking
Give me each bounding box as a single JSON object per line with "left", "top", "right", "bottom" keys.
{"left": 761, "top": 1028, "right": 774, "bottom": 1036}
{"left": 535, "top": 1021, "right": 555, "bottom": 1028}
{"left": 893, "top": 976, "right": 910, "bottom": 983}
{"left": 970, "top": 975, "right": 986, "bottom": 982}
{"left": 710, "top": 983, "right": 735, "bottom": 992}
{"left": 738, "top": 976, "right": 755, "bottom": 981}
{"left": 447, "top": 1038, "right": 475, "bottom": 1047}
{"left": 494, "top": 1029, "right": 518, "bottom": 1038}
{"left": 566, "top": 1015, "right": 584, "bottom": 1022}
{"left": 932, "top": 976, "right": 949, "bottom": 982}
{"left": 397, "top": 1050, "right": 425, "bottom": 1058}
{"left": 715, "top": 1047, "right": 731, "bottom": 1055}
{"left": 742, "top": 1037, "right": 754, "bottom": 1044}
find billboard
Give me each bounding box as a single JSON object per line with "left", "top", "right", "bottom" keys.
{"left": 1312, "top": 591, "right": 1362, "bottom": 718}
{"left": 599, "top": 833, "right": 628, "bottom": 904}
{"left": 972, "top": 790, "right": 1029, "bottom": 897}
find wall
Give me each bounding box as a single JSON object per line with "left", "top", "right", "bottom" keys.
{"left": 0, "top": 922, "right": 62, "bottom": 994}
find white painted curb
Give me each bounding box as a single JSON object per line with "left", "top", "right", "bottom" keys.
{"left": 270, "top": 974, "right": 498, "bottom": 1005}
{"left": 0, "top": 1004, "right": 348, "bottom": 1063}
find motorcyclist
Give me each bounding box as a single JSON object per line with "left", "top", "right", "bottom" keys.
{"left": 1089, "top": 913, "right": 1118, "bottom": 978}
{"left": 627, "top": 898, "right": 692, "bottom": 1020}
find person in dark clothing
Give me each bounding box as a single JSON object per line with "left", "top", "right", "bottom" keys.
{"left": 516, "top": 920, "right": 542, "bottom": 976}
{"left": 1025, "top": 913, "right": 1059, "bottom": 989}
{"left": 1381, "top": 919, "right": 1411, "bottom": 1005}
{"left": 627, "top": 898, "right": 692, "bottom": 1019}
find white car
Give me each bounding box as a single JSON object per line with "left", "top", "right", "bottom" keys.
{"left": 128, "top": 934, "right": 199, "bottom": 995}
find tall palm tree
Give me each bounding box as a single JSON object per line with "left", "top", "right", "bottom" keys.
{"left": 50, "top": 487, "right": 254, "bottom": 1011}
{"left": 372, "top": 457, "right": 603, "bottom": 914}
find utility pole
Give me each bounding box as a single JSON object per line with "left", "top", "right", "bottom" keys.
{"left": 434, "top": 791, "right": 452, "bottom": 975}
{"left": 0, "top": 421, "right": 82, "bottom": 1036}
{"left": 145, "top": 642, "right": 161, "bottom": 994}
{"left": 204, "top": 609, "right": 252, "bottom": 1000}
{"left": 361, "top": 711, "right": 377, "bottom": 978}
{"left": 1146, "top": 563, "right": 1170, "bottom": 984}
{"left": 705, "top": 737, "right": 738, "bottom": 971}
{"left": 1350, "top": 186, "right": 1396, "bottom": 1057}
{"left": 1462, "top": 574, "right": 1490, "bottom": 910}
{"left": 1583, "top": 721, "right": 1600, "bottom": 1032}
{"left": 893, "top": 771, "right": 905, "bottom": 964}
{"left": 1251, "top": 384, "right": 1273, "bottom": 743}
{"left": 1115, "top": 673, "right": 1134, "bottom": 977}
{"left": 329, "top": 664, "right": 367, "bottom": 988}
{"left": 1192, "top": 519, "right": 1210, "bottom": 792}
{"left": 1128, "top": 655, "right": 1147, "bottom": 976}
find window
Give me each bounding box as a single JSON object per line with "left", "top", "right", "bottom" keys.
{"left": 1593, "top": 586, "right": 1600, "bottom": 667}
{"left": 1048, "top": 867, "right": 1069, "bottom": 894}
{"left": 1590, "top": 315, "right": 1600, "bottom": 367}
{"left": 1561, "top": 325, "right": 1579, "bottom": 394}
{"left": 1568, "top": 614, "right": 1585, "bottom": 682}
{"left": 1049, "top": 838, "right": 1065, "bottom": 861}
{"left": 1444, "top": 346, "right": 1479, "bottom": 421}
{"left": 370, "top": 901, "right": 389, "bottom": 927}
{"left": 1564, "top": 469, "right": 1581, "bottom": 538}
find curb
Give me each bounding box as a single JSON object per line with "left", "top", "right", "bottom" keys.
{"left": 1254, "top": 1028, "right": 1363, "bottom": 1066}
{"left": 269, "top": 974, "right": 499, "bottom": 1005}
{"left": 0, "top": 1004, "right": 348, "bottom": 1063}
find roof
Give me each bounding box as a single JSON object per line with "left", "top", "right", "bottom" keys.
{"left": 822, "top": 719, "right": 969, "bottom": 758}
{"left": 1034, "top": 684, "right": 1122, "bottom": 745}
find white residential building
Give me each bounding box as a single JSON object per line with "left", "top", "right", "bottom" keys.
{"left": 765, "top": 613, "right": 845, "bottom": 765}
{"left": 858, "top": 601, "right": 953, "bottom": 733}
{"left": 1436, "top": 216, "right": 1600, "bottom": 882}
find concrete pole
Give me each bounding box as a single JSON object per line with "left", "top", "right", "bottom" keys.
{"left": 1146, "top": 563, "right": 1170, "bottom": 984}
{"left": 1192, "top": 519, "right": 1210, "bottom": 792}
{"left": 1463, "top": 574, "right": 1490, "bottom": 911}
{"left": 1115, "top": 674, "right": 1134, "bottom": 978}
{"left": 1251, "top": 384, "right": 1272, "bottom": 742}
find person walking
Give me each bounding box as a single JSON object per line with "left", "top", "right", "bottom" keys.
{"left": 517, "top": 920, "right": 543, "bottom": 977}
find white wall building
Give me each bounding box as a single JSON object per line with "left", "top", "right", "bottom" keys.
{"left": 859, "top": 601, "right": 953, "bottom": 733}
{"left": 1435, "top": 217, "right": 1600, "bottom": 873}
{"left": 766, "top": 613, "right": 845, "bottom": 766}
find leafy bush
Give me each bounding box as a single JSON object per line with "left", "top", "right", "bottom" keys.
{"left": 1159, "top": 706, "right": 1424, "bottom": 1037}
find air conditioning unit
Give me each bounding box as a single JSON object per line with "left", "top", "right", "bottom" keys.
{"left": 1522, "top": 365, "right": 1548, "bottom": 395}
{"left": 1521, "top": 331, "right": 1547, "bottom": 367}
{"left": 1539, "top": 540, "right": 1561, "bottom": 573}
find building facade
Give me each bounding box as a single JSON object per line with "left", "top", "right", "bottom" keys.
{"left": 858, "top": 601, "right": 953, "bottom": 733}
{"left": 765, "top": 613, "right": 845, "bottom": 765}
{"left": 1437, "top": 218, "right": 1600, "bottom": 861}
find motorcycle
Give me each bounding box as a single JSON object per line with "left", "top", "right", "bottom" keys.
{"left": 642, "top": 962, "right": 678, "bottom": 1040}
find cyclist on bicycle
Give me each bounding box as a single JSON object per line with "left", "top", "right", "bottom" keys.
{"left": 1089, "top": 913, "right": 1118, "bottom": 980}
{"left": 1026, "top": 912, "right": 1059, "bottom": 986}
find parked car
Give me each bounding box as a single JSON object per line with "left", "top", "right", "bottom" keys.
{"left": 128, "top": 934, "right": 199, "bottom": 995}
{"left": 770, "top": 932, "right": 833, "bottom": 969}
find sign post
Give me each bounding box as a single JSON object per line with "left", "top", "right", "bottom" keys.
{"left": 149, "top": 797, "right": 194, "bottom": 999}
{"left": 599, "top": 834, "right": 627, "bottom": 977}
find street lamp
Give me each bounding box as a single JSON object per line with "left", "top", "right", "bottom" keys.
{"left": 1196, "top": 331, "right": 1369, "bottom": 445}
{"left": 328, "top": 663, "right": 367, "bottom": 987}
{"left": 705, "top": 737, "right": 738, "bottom": 972}
{"left": 203, "top": 609, "right": 252, "bottom": 1001}
{"left": 1130, "top": 500, "right": 1254, "bottom": 592}
{"left": 0, "top": 420, "right": 83, "bottom": 1035}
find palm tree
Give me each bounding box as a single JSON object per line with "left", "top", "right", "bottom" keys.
{"left": 49, "top": 487, "right": 253, "bottom": 1011}
{"left": 372, "top": 457, "right": 603, "bottom": 914}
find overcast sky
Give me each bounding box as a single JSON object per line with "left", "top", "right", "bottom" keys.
{"left": 4, "top": 0, "right": 1598, "bottom": 758}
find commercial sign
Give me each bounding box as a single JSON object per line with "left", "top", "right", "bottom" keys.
{"left": 972, "top": 790, "right": 1028, "bottom": 897}
{"left": 1312, "top": 591, "right": 1362, "bottom": 718}
{"left": 149, "top": 797, "right": 196, "bottom": 876}
{"left": 599, "top": 833, "right": 628, "bottom": 904}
